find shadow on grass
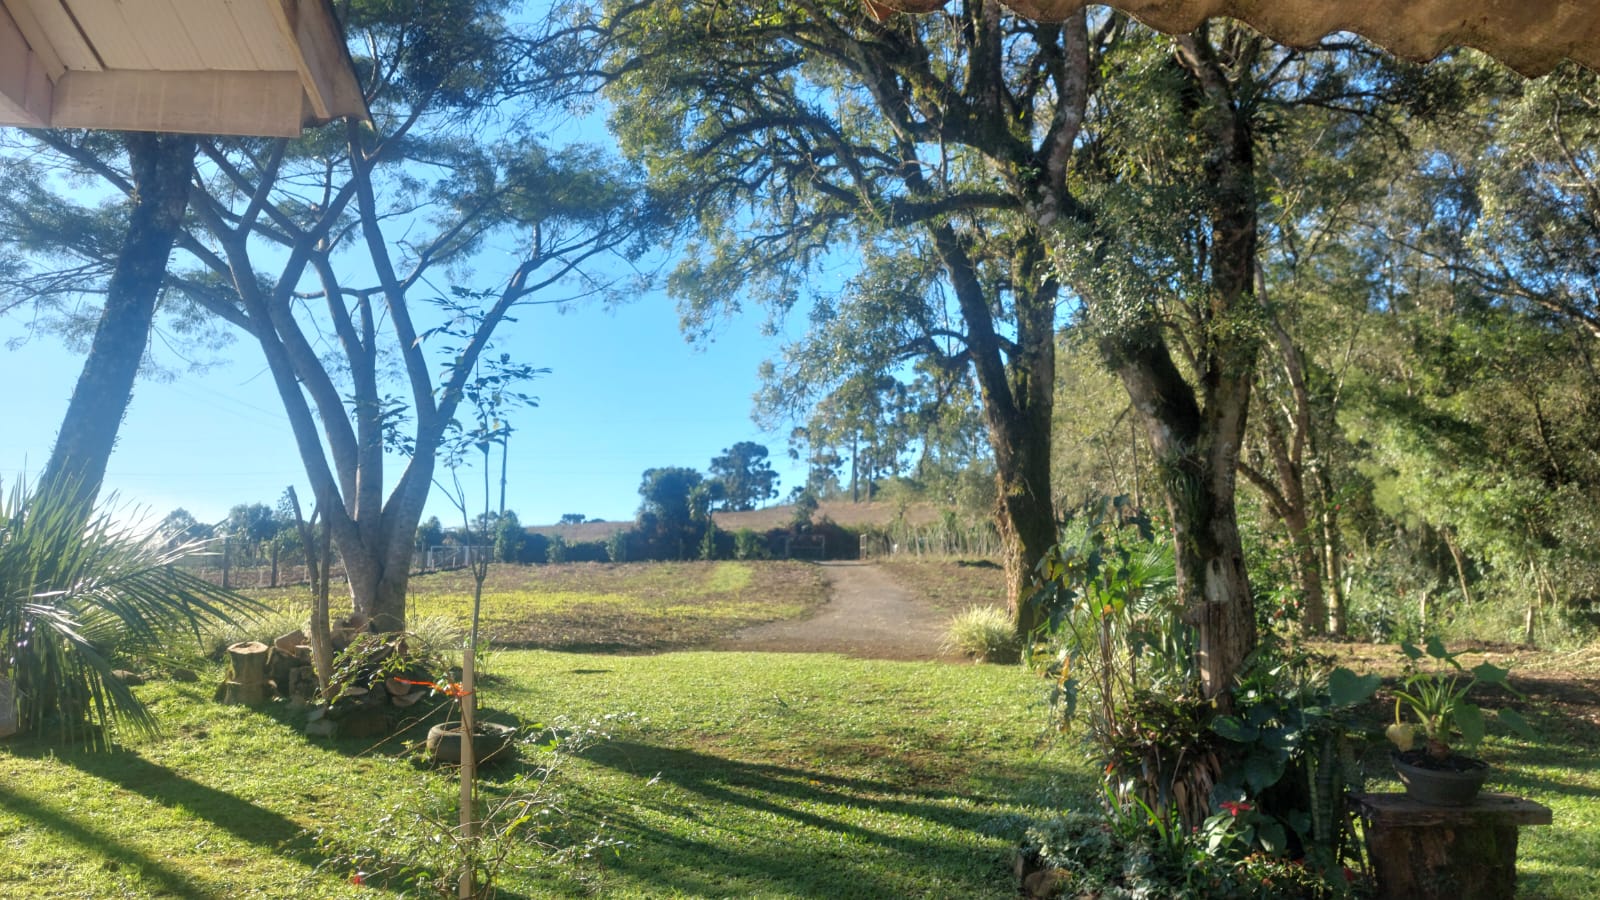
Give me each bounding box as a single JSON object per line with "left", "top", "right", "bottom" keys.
{"left": 574, "top": 738, "right": 1085, "bottom": 897}
{"left": 0, "top": 782, "right": 209, "bottom": 899}
{"left": 59, "top": 750, "right": 309, "bottom": 852}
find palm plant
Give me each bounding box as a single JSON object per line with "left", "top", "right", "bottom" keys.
{"left": 0, "top": 480, "right": 262, "bottom": 748}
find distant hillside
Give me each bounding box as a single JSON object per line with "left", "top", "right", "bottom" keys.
{"left": 529, "top": 500, "right": 952, "bottom": 541}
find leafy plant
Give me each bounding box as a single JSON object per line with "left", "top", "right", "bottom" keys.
{"left": 1385, "top": 636, "right": 1537, "bottom": 759}
{"left": 0, "top": 480, "right": 261, "bottom": 747}
{"left": 604, "top": 529, "right": 628, "bottom": 563}
{"left": 546, "top": 534, "right": 568, "bottom": 565}
{"left": 1034, "top": 498, "right": 1205, "bottom": 824}
{"left": 310, "top": 715, "right": 630, "bottom": 898}
{"left": 941, "top": 605, "right": 1019, "bottom": 663}
{"left": 732, "top": 528, "right": 766, "bottom": 561}
{"left": 1209, "top": 646, "right": 1380, "bottom": 883}
{"left": 325, "top": 633, "right": 444, "bottom": 706}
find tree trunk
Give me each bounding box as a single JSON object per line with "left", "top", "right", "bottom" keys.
{"left": 341, "top": 525, "right": 416, "bottom": 633}
{"left": 1097, "top": 33, "right": 1262, "bottom": 702}
{"left": 1110, "top": 334, "right": 1258, "bottom": 701}
{"left": 1315, "top": 465, "right": 1348, "bottom": 635}
{"left": 993, "top": 414, "right": 1058, "bottom": 637}
{"left": 930, "top": 221, "right": 1058, "bottom": 637}
{"left": 37, "top": 133, "right": 196, "bottom": 508}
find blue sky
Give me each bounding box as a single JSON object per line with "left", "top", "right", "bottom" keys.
{"left": 0, "top": 286, "right": 808, "bottom": 528}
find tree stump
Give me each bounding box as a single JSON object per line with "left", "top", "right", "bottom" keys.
{"left": 222, "top": 641, "right": 271, "bottom": 705}
{"left": 1352, "top": 792, "right": 1552, "bottom": 900}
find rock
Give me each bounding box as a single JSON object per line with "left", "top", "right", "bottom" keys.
{"left": 305, "top": 718, "right": 338, "bottom": 738}
{"left": 288, "top": 666, "right": 321, "bottom": 704}
{"left": 112, "top": 669, "right": 145, "bottom": 686}
{"left": 391, "top": 690, "right": 427, "bottom": 709}
{"left": 169, "top": 668, "right": 199, "bottom": 683}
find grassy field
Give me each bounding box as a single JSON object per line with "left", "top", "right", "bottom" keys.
{"left": 532, "top": 500, "right": 951, "bottom": 544}
{"left": 0, "top": 652, "right": 1078, "bottom": 899}
{"left": 1, "top": 561, "right": 1596, "bottom": 899}
{"left": 245, "top": 561, "right": 829, "bottom": 653}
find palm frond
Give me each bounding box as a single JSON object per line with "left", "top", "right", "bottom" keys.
{"left": 1, "top": 479, "right": 265, "bottom": 748}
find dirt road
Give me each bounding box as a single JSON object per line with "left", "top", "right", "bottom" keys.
{"left": 715, "top": 561, "right": 958, "bottom": 661}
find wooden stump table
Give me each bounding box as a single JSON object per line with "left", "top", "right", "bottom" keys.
{"left": 1351, "top": 792, "right": 1552, "bottom": 900}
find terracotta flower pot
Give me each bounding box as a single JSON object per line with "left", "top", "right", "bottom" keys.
{"left": 1393, "top": 749, "right": 1488, "bottom": 805}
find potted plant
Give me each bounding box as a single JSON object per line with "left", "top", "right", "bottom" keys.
{"left": 1384, "top": 637, "right": 1537, "bottom": 805}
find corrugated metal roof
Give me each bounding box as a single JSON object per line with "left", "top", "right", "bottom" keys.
{"left": 865, "top": 0, "right": 1600, "bottom": 75}
{"left": 1, "top": 0, "right": 367, "bottom": 136}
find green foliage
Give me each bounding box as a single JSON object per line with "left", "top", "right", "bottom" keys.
{"left": 1208, "top": 645, "right": 1380, "bottom": 880}
{"left": 310, "top": 717, "right": 628, "bottom": 898}
{"left": 708, "top": 442, "right": 779, "bottom": 511}
{"left": 416, "top": 516, "right": 445, "bottom": 553}
{"left": 325, "top": 633, "right": 445, "bottom": 707}
{"left": 605, "top": 529, "right": 628, "bottom": 563}
{"left": 1387, "top": 636, "right": 1538, "bottom": 757}
{"left": 1035, "top": 499, "right": 1209, "bottom": 823}
{"left": 0, "top": 481, "right": 261, "bottom": 746}
{"left": 942, "top": 606, "right": 1019, "bottom": 663}
{"left": 598, "top": 0, "right": 1064, "bottom": 595}
{"left": 1020, "top": 802, "right": 1354, "bottom": 899}
{"left": 545, "top": 535, "right": 568, "bottom": 565}
{"left": 732, "top": 528, "right": 766, "bottom": 561}
{"left": 156, "top": 508, "right": 212, "bottom": 551}
{"left": 636, "top": 467, "right": 716, "bottom": 561}
{"left": 196, "top": 608, "right": 309, "bottom": 662}
{"left": 493, "top": 511, "right": 525, "bottom": 564}
{"left": 858, "top": 511, "right": 1001, "bottom": 560}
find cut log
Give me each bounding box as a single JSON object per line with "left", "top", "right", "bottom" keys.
{"left": 222, "top": 640, "right": 270, "bottom": 705}
{"left": 288, "top": 665, "right": 321, "bottom": 704}
{"left": 273, "top": 629, "right": 309, "bottom": 659}
{"left": 1352, "top": 792, "right": 1552, "bottom": 900}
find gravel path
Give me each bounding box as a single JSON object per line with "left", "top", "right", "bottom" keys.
{"left": 715, "top": 561, "right": 958, "bottom": 661}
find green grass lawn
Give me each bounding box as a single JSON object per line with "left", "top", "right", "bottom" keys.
{"left": 0, "top": 650, "right": 1083, "bottom": 899}
{"left": 3, "top": 562, "right": 1597, "bottom": 899}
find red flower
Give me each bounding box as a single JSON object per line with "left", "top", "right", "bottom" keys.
{"left": 1220, "top": 800, "right": 1252, "bottom": 817}
{"left": 350, "top": 872, "right": 366, "bottom": 886}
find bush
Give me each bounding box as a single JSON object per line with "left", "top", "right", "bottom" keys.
{"left": 942, "top": 606, "right": 1018, "bottom": 663}
{"left": 733, "top": 528, "right": 766, "bottom": 560}
{"left": 521, "top": 532, "right": 550, "bottom": 565}
{"left": 546, "top": 535, "right": 568, "bottom": 564}
{"left": 606, "top": 529, "right": 628, "bottom": 563}
{"left": 564, "top": 540, "right": 610, "bottom": 563}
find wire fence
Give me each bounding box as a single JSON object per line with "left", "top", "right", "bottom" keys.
{"left": 175, "top": 544, "right": 490, "bottom": 589}
{"left": 858, "top": 521, "right": 1003, "bottom": 560}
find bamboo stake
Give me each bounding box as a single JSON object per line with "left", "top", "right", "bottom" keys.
{"left": 459, "top": 646, "right": 476, "bottom": 899}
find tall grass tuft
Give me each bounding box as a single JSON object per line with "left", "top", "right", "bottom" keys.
{"left": 197, "top": 608, "right": 309, "bottom": 660}
{"left": 942, "top": 605, "right": 1020, "bottom": 663}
